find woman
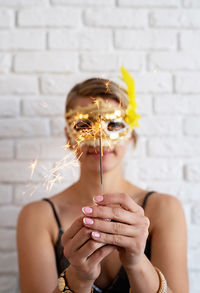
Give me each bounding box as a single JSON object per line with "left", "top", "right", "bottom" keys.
{"left": 17, "top": 71, "right": 189, "bottom": 293}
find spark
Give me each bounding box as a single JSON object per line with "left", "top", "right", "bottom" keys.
{"left": 29, "top": 158, "right": 38, "bottom": 180}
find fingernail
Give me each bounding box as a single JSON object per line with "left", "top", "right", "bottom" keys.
{"left": 82, "top": 206, "right": 93, "bottom": 214}
{"left": 93, "top": 195, "right": 103, "bottom": 203}
{"left": 83, "top": 217, "right": 94, "bottom": 225}
{"left": 92, "top": 231, "right": 100, "bottom": 238}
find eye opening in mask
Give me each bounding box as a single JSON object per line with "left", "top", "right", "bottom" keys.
{"left": 73, "top": 119, "right": 92, "bottom": 132}
{"left": 107, "top": 120, "right": 127, "bottom": 132}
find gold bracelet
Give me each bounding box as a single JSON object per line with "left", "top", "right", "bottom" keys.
{"left": 155, "top": 267, "right": 167, "bottom": 293}
{"left": 128, "top": 267, "right": 167, "bottom": 293}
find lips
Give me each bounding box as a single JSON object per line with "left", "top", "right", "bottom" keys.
{"left": 87, "top": 147, "right": 114, "bottom": 155}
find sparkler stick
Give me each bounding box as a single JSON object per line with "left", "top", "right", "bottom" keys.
{"left": 99, "top": 115, "right": 103, "bottom": 194}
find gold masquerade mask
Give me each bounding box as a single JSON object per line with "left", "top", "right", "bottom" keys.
{"left": 65, "top": 99, "right": 131, "bottom": 147}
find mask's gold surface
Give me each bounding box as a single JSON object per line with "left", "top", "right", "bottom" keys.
{"left": 65, "top": 99, "right": 131, "bottom": 147}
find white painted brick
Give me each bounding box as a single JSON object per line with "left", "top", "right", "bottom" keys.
{"left": 154, "top": 95, "right": 200, "bottom": 114}
{"left": 136, "top": 95, "right": 152, "bottom": 115}
{"left": 184, "top": 118, "right": 200, "bottom": 136}
{"left": 48, "top": 29, "right": 112, "bottom": 50}
{"left": 0, "top": 185, "right": 12, "bottom": 204}
{"left": 183, "top": 0, "right": 200, "bottom": 7}
{"left": 188, "top": 248, "right": 200, "bottom": 269}
{"left": 146, "top": 181, "right": 183, "bottom": 197}
{"left": 0, "top": 229, "right": 16, "bottom": 250}
{"left": 0, "top": 206, "right": 21, "bottom": 228}
{"left": 22, "top": 97, "right": 65, "bottom": 117}
{"left": 139, "top": 116, "right": 182, "bottom": 136}
{"left": 0, "top": 118, "right": 50, "bottom": 138}
{"left": 115, "top": 30, "right": 177, "bottom": 50}
{"left": 84, "top": 8, "right": 147, "bottom": 28}
{"left": 185, "top": 163, "right": 200, "bottom": 182}
{"left": 0, "top": 161, "right": 53, "bottom": 183}
{"left": 0, "top": 97, "right": 20, "bottom": 117}
{"left": 189, "top": 270, "right": 200, "bottom": 292}
{"left": 16, "top": 137, "right": 66, "bottom": 159}
{"left": 18, "top": 7, "right": 81, "bottom": 27}
{"left": 0, "top": 275, "right": 17, "bottom": 293}
{"left": 0, "top": 252, "right": 18, "bottom": 273}
{"left": 117, "top": 0, "right": 180, "bottom": 7}
{"left": 132, "top": 158, "right": 182, "bottom": 180}
{"left": 0, "top": 140, "right": 13, "bottom": 159}
{"left": 119, "top": 52, "right": 145, "bottom": 72}
{"left": 188, "top": 226, "right": 200, "bottom": 249}
{"left": 80, "top": 53, "right": 118, "bottom": 72}
{"left": 148, "top": 52, "right": 200, "bottom": 71}
{"left": 150, "top": 9, "right": 200, "bottom": 28}
{"left": 0, "top": 9, "right": 14, "bottom": 28}
{"left": 148, "top": 138, "right": 200, "bottom": 157}
{"left": 177, "top": 183, "right": 200, "bottom": 201}
{"left": 0, "top": 30, "right": 45, "bottom": 51}
{"left": 51, "top": 118, "right": 65, "bottom": 136}
{"left": 40, "top": 74, "right": 90, "bottom": 94}
{"left": 0, "top": 75, "right": 38, "bottom": 94}
{"left": 51, "top": 0, "right": 115, "bottom": 5}
{"left": 176, "top": 73, "right": 200, "bottom": 94}
{"left": 0, "top": 0, "right": 48, "bottom": 6}
{"left": 182, "top": 202, "right": 191, "bottom": 226}
{"left": 123, "top": 137, "right": 146, "bottom": 159}
{"left": 180, "top": 31, "right": 200, "bottom": 51}
{"left": 14, "top": 52, "right": 78, "bottom": 73}
{"left": 0, "top": 54, "right": 12, "bottom": 73}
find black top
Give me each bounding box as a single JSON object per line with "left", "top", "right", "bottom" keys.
{"left": 43, "top": 191, "right": 155, "bottom": 293}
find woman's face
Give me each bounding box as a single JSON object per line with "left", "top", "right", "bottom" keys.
{"left": 65, "top": 97, "right": 131, "bottom": 173}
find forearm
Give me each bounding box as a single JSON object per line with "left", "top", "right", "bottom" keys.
{"left": 53, "top": 265, "right": 94, "bottom": 293}
{"left": 125, "top": 254, "right": 173, "bottom": 293}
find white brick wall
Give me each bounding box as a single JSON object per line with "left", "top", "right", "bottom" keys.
{"left": 0, "top": 1, "right": 199, "bottom": 293}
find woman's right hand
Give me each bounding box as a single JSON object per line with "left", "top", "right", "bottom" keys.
{"left": 61, "top": 216, "right": 115, "bottom": 286}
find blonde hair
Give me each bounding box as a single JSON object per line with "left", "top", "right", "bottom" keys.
{"left": 65, "top": 77, "right": 138, "bottom": 146}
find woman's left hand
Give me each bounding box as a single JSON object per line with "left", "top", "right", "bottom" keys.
{"left": 82, "top": 193, "right": 150, "bottom": 270}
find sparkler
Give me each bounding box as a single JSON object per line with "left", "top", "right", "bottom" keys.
{"left": 98, "top": 115, "right": 103, "bottom": 194}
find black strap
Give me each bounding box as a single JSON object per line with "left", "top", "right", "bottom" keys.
{"left": 43, "top": 198, "right": 62, "bottom": 230}
{"left": 142, "top": 191, "right": 155, "bottom": 210}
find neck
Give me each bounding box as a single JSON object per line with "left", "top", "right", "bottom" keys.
{"left": 76, "top": 164, "right": 128, "bottom": 204}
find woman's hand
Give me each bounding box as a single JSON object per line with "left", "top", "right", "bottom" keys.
{"left": 61, "top": 216, "right": 115, "bottom": 284}
{"left": 82, "top": 193, "right": 150, "bottom": 271}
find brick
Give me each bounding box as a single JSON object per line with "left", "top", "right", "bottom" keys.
{"left": 0, "top": 30, "right": 45, "bottom": 50}
{"left": 185, "top": 163, "right": 200, "bottom": 182}
{"left": 147, "top": 138, "right": 200, "bottom": 157}
{"left": 183, "top": 0, "right": 200, "bottom": 7}
{"left": 184, "top": 118, "right": 200, "bottom": 136}
{"left": 0, "top": 0, "right": 48, "bottom": 6}
{"left": 0, "top": 275, "right": 18, "bottom": 293}
{"left": 146, "top": 181, "right": 182, "bottom": 197}
{"left": 84, "top": 8, "right": 147, "bottom": 28}
{"left": 0, "top": 206, "right": 21, "bottom": 228}
{"left": 177, "top": 183, "right": 200, "bottom": 201}
{"left": 0, "top": 229, "right": 16, "bottom": 250}
{"left": 0, "top": 9, "right": 14, "bottom": 28}
{"left": 136, "top": 95, "right": 152, "bottom": 115}
{"left": 22, "top": 97, "right": 65, "bottom": 117}
{"left": 115, "top": 30, "right": 177, "bottom": 50}
{"left": 16, "top": 137, "right": 66, "bottom": 159}
{"left": 123, "top": 137, "right": 146, "bottom": 159}
{"left": 176, "top": 73, "right": 200, "bottom": 94}
{"left": 0, "top": 185, "right": 12, "bottom": 204}
{"left": 0, "top": 54, "right": 12, "bottom": 73}
{"left": 0, "top": 118, "right": 50, "bottom": 138}
{"left": 0, "top": 75, "right": 38, "bottom": 94}
{"left": 0, "top": 140, "right": 13, "bottom": 159}
{"left": 150, "top": 9, "right": 200, "bottom": 28}
{"left": 18, "top": 7, "right": 81, "bottom": 27}
{"left": 188, "top": 248, "right": 200, "bottom": 269}
{"left": 51, "top": 118, "right": 66, "bottom": 136}
{"left": 180, "top": 31, "right": 200, "bottom": 51}
{"left": 189, "top": 271, "right": 200, "bottom": 292}
{"left": 80, "top": 53, "right": 118, "bottom": 72}
{"left": 154, "top": 95, "right": 200, "bottom": 114}
{"left": 117, "top": 0, "right": 180, "bottom": 7}
{"left": 51, "top": 0, "right": 115, "bottom": 5}
{"left": 48, "top": 29, "right": 112, "bottom": 50}
{"left": 132, "top": 158, "right": 182, "bottom": 180}
{"left": 139, "top": 116, "right": 181, "bottom": 136}
{"left": 0, "top": 97, "right": 20, "bottom": 117}
{"left": 148, "top": 52, "right": 200, "bottom": 71}
{"left": 14, "top": 52, "right": 78, "bottom": 73}
{"left": 188, "top": 226, "right": 200, "bottom": 249}
{"left": 0, "top": 252, "right": 18, "bottom": 273}
{"left": 0, "top": 161, "right": 53, "bottom": 183}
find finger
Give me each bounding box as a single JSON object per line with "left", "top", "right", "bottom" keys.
{"left": 82, "top": 205, "right": 140, "bottom": 225}
{"left": 83, "top": 217, "right": 140, "bottom": 237}
{"left": 62, "top": 216, "right": 84, "bottom": 244}
{"left": 77, "top": 239, "right": 107, "bottom": 260}
{"left": 70, "top": 227, "right": 93, "bottom": 253}
{"left": 93, "top": 193, "right": 144, "bottom": 215}
{"left": 88, "top": 245, "right": 116, "bottom": 266}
